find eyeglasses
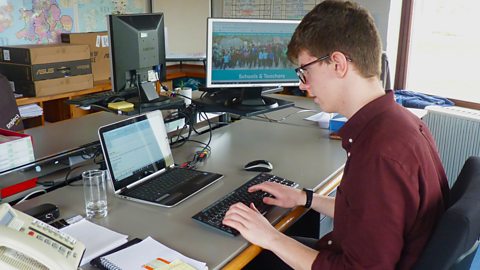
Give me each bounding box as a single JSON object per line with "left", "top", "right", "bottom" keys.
{"left": 295, "top": 55, "right": 330, "bottom": 84}
{"left": 295, "top": 54, "right": 353, "bottom": 84}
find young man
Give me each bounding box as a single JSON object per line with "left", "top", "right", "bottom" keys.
{"left": 223, "top": 1, "right": 449, "bottom": 269}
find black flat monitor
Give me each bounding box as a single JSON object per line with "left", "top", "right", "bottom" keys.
{"left": 108, "top": 13, "right": 167, "bottom": 103}
{"left": 199, "top": 18, "right": 300, "bottom": 116}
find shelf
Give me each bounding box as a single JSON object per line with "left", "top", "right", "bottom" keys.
{"left": 15, "top": 64, "right": 205, "bottom": 129}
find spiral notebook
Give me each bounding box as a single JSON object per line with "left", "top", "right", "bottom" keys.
{"left": 90, "top": 238, "right": 142, "bottom": 269}
{"left": 97, "top": 237, "right": 207, "bottom": 270}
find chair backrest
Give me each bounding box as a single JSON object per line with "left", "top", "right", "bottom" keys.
{"left": 413, "top": 156, "right": 480, "bottom": 270}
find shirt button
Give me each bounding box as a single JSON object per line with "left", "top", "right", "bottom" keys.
{"left": 348, "top": 138, "right": 353, "bottom": 143}
{"left": 347, "top": 152, "right": 351, "bottom": 157}
{"left": 328, "top": 240, "right": 333, "bottom": 245}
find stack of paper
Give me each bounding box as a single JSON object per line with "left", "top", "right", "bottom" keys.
{"left": 18, "top": 104, "right": 43, "bottom": 118}
{"left": 60, "top": 219, "right": 128, "bottom": 266}
{"left": 305, "top": 112, "right": 332, "bottom": 129}
{"left": 100, "top": 237, "right": 207, "bottom": 270}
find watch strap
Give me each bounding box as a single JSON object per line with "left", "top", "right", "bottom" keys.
{"left": 303, "top": 188, "right": 313, "bottom": 208}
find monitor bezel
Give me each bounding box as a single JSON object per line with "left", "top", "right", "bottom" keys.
{"left": 206, "top": 18, "right": 300, "bottom": 89}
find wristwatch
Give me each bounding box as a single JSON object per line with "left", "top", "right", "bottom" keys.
{"left": 303, "top": 188, "right": 314, "bottom": 208}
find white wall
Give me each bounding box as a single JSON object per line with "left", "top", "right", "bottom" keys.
{"left": 358, "top": 0, "right": 401, "bottom": 82}
{"left": 157, "top": 0, "right": 402, "bottom": 78}
{"left": 152, "top": 0, "right": 210, "bottom": 57}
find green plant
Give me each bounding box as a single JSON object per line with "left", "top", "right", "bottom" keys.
{"left": 178, "top": 80, "right": 187, "bottom": 90}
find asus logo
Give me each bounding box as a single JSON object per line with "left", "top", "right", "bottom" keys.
{"left": 36, "top": 68, "right": 54, "bottom": 75}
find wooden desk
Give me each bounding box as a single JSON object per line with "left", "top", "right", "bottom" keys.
{"left": 15, "top": 64, "right": 206, "bottom": 128}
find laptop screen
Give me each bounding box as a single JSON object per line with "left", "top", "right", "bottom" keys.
{"left": 98, "top": 111, "right": 174, "bottom": 190}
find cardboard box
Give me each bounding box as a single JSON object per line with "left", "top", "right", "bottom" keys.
{"left": 0, "top": 60, "right": 92, "bottom": 81}
{"left": 12, "top": 74, "right": 94, "bottom": 97}
{"left": 61, "top": 32, "right": 111, "bottom": 82}
{"left": 0, "top": 44, "right": 90, "bottom": 65}
{"left": 0, "top": 128, "right": 35, "bottom": 173}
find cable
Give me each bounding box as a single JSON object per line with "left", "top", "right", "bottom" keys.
{"left": 64, "top": 163, "right": 90, "bottom": 186}
{"left": 15, "top": 189, "right": 47, "bottom": 205}
{"left": 177, "top": 106, "right": 214, "bottom": 169}
{"left": 169, "top": 109, "right": 193, "bottom": 148}
{"left": 135, "top": 73, "right": 143, "bottom": 114}
{"left": 253, "top": 109, "right": 319, "bottom": 123}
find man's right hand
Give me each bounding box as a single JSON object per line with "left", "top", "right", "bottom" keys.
{"left": 249, "top": 181, "right": 306, "bottom": 208}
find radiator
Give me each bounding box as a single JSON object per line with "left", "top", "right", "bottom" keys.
{"left": 423, "top": 106, "right": 480, "bottom": 186}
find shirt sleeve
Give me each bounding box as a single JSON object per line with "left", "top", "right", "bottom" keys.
{"left": 312, "top": 155, "right": 419, "bottom": 270}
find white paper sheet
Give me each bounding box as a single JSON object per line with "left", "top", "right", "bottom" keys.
{"left": 60, "top": 219, "right": 128, "bottom": 266}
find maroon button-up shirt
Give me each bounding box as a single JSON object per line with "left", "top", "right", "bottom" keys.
{"left": 312, "top": 91, "right": 449, "bottom": 270}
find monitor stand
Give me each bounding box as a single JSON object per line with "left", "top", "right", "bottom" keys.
{"left": 195, "top": 87, "right": 294, "bottom": 117}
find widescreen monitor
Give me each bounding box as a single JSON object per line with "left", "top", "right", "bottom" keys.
{"left": 203, "top": 18, "right": 300, "bottom": 115}
{"left": 108, "top": 13, "right": 166, "bottom": 100}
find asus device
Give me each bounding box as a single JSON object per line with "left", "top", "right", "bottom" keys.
{"left": 98, "top": 110, "right": 222, "bottom": 207}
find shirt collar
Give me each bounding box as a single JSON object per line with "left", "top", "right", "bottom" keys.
{"left": 338, "top": 90, "right": 395, "bottom": 150}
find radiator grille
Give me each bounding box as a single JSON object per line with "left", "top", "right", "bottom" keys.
{"left": 424, "top": 106, "right": 480, "bottom": 186}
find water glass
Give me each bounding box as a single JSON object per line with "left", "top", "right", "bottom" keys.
{"left": 82, "top": 170, "right": 108, "bottom": 218}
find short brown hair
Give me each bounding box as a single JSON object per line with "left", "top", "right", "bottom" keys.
{"left": 288, "top": 0, "right": 382, "bottom": 79}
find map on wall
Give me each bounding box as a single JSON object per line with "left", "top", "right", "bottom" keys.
{"left": 0, "top": 0, "right": 146, "bottom": 46}
{"left": 222, "top": 0, "right": 322, "bottom": 19}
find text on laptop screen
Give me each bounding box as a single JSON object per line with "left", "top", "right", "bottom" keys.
{"left": 102, "top": 117, "right": 167, "bottom": 181}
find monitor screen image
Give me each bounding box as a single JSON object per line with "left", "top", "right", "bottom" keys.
{"left": 108, "top": 13, "right": 166, "bottom": 94}
{"left": 207, "top": 18, "right": 300, "bottom": 88}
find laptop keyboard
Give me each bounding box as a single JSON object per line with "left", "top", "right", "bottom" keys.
{"left": 124, "top": 168, "right": 204, "bottom": 201}
{"left": 192, "top": 173, "right": 298, "bottom": 236}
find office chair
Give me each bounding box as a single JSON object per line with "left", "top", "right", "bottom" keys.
{"left": 380, "top": 52, "right": 391, "bottom": 90}
{"left": 413, "top": 156, "right": 480, "bottom": 270}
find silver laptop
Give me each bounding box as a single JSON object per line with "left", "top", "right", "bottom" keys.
{"left": 98, "top": 110, "right": 222, "bottom": 207}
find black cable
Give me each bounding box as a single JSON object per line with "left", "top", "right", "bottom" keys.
{"left": 169, "top": 109, "right": 193, "bottom": 148}
{"left": 135, "top": 74, "right": 143, "bottom": 114}
{"left": 64, "top": 164, "right": 89, "bottom": 186}
{"left": 186, "top": 139, "right": 211, "bottom": 151}
{"left": 173, "top": 105, "right": 214, "bottom": 169}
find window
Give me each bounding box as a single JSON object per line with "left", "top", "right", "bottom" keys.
{"left": 406, "top": 0, "right": 480, "bottom": 103}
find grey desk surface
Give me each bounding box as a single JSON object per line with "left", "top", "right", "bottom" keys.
{"left": 231, "top": 94, "right": 325, "bottom": 129}
{"left": 24, "top": 112, "right": 127, "bottom": 161}
{"left": 1, "top": 112, "right": 127, "bottom": 190}
{"left": 16, "top": 100, "right": 346, "bottom": 269}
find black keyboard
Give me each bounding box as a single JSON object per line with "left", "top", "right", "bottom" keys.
{"left": 192, "top": 173, "right": 298, "bottom": 236}
{"left": 123, "top": 168, "right": 204, "bottom": 202}
{"left": 68, "top": 89, "right": 137, "bottom": 106}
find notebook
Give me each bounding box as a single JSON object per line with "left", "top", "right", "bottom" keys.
{"left": 97, "top": 236, "right": 207, "bottom": 270}
{"left": 98, "top": 110, "right": 222, "bottom": 207}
